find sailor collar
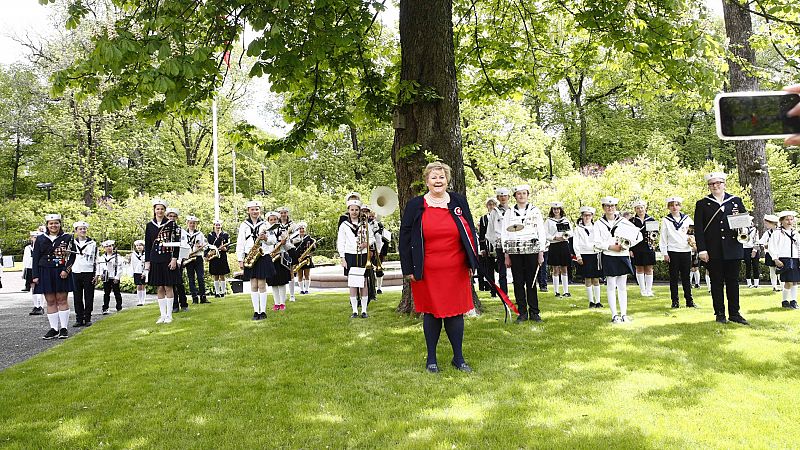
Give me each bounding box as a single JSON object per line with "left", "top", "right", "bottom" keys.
{"left": 705, "top": 193, "right": 735, "bottom": 206}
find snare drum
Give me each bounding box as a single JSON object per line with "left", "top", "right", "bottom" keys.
{"left": 503, "top": 239, "right": 540, "bottom": 254}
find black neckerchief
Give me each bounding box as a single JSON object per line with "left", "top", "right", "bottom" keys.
{"left": 344, "top": 220, "right": 359, "bottom": 236}
{"left": 73, "top": 238, "right": 93, "bottom": 255}
{"left": 513, "top": 204, "right": 531, "bottom": 217}
{"left": 599, "top": 215, "right": 621, "bottom": 235}
{"left": 665, "top": 213, "right": 687, "bottom": 231}
{"left": 245, "top": 218, "right": 264, "bottom": 242}
{"left": 578, "top": 222, "right": 592, "bottom": 235}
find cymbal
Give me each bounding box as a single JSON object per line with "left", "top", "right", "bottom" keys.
{"left": 506, "top": 223, "right": 525, "bottom": 232}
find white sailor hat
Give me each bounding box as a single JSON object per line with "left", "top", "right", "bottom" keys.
{"left": 600, "top": 196, "right": 619, "bottom": 206}
{"left": 134, "top": 239, "right": 145, "bottom": 246}
{"left": 631, "top": 200, "right": 647, "bottom": 208}
{"left": 30, "top": 231, "right": 41, "bottom": 237}
{"left": 495, "top": 187, "right": 510, "bottom": 196}
{"left": 579, "top": 206, "right": 596, "bottom": 214}
{"left": 151, "top": 198, "right": 168, "bottom": 207}
{"left": 666, "top": 196, "right": 684, "bottom": 204}
{"left": 186, "top": 215, "right": 199, "bottom": 222}
{"left": 550, "top": 202, "right": 564, "bottom": 208}
{"left": 166, "top": 207, "right": 179, "bottom": 215}
{"left": 44, "top": 213, "right": 62, "bottom": 222}
{"left": 345, "top": 192, "right": 362, "bottom": 201}
{"left": 763, "top": 214, "right": 779, "bottom": 223}
{"left": 360, "top": 203, "right": 372, "bottom": 211}
{"left": 213, "top": 219, "right": 223, "bottom": 226}
{"left": 512, "top": 184, "right": 531, "bottom": 194}
{"left": 346, "top": 199, "right": 363, "bottom": 208}
{"left": 277, "top": 206, "right": 289, "bottom": 213}
{"left": 486, "top": 197, "right": 498, "bottom": 206}
{"left": 101, "top": 240, "right": 115, "bottom": 247}
{"left": 705, "top": 172, "right": 727, "bottom": 182}
{"left": 72, "top": 221, "right": 89, "bottom": 229}
{"left": 296, "top": 221, "right": 308, "bottom": 229}
{"left": 778, "top": 210, "right": 797, "bottom": 220}
{"left": 246, "top": 200, "right": 262, "bottom": 209}
{"left": 266, "top": 211, "right": 280, "bottom": 219}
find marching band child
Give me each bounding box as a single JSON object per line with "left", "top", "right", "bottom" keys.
{"left": 373, "top": 212, "right": 391, "bottom": 295}
{"left": 130, "top": 240, "right": 147, "bottom": 306}
{"left": 144, "top": 198, "right": 181, "bottom": 324}
{"left": 659, "top": 197, "right": 696, "bottom": 309}
{"left": 293, "top": 222, "right": 316, "bottom": 294}
{"left": 166, "top": 208, "right": 189, "bottom": 313}
{"left": 489, "top": 188, "right": 512, "bottom": 295}
{"left": 760, "top": 214, "right": 781, "bottom": 292}
{"left": 545, "top": 202, "right": 573, "bottom": 298}
{"left": 631, "top": 200, "right": 657, "bottom": 297}
{"left": 184, "top": 216, "right": 208, "bottom": 304}
{"left": 573, "top": 206, "right": 602, "bottom": 308}
{"left": 32, "top": 214, "right": 75, "bottom": 339}
{"left": 236, "top": 200, "right": 275, "bottom": 320}
{"left": 742, "top": 222, "right": 760, "bottom": 288}
{"left": 337, "top": 199, "right": 372, "bottom": 318}
{"left": 478, "top": 197, "right": 499, "bottom": 296}
{"left": 98, "top": 240, "right": 123, "bottom": 314}
{"left": 70, "top": 221, "right": 97, "bottom": 326}
{"left": 593, "top": 197, "right": 642, "bottom": 324}
{"left": 769, "top": 211, "right": 800, "bottom": 309}
{"left": 277, "top": 206, "right": 297, "bottom": 302}
{"left": 24, "top": 231, "right": 45, "bottom": 315}
{"left": 266, "top": 211, "right": 294, "bottom": 310}
{"left": 206, "top": 219, "right": 231, "bottom": 298}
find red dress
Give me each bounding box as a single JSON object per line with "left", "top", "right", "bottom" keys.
{"left": 411, "top": 201, "right": 474, "bottom": 318}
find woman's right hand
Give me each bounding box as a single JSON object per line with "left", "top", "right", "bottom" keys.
{"left": 238, "top": 261, "right": 244, "bottom": 270}
{"left": 576, "top": 257, "right": 584, "bottom": 266}
{"left": 341, "top": 259, "right": 348, "bottom": 269}
{"left": 31, "top": 278, "right": 38, "bottom": 285}
{"left": 406, "top": 274, "right": 416, "bottom": 282}
{"left": 776, "top": 259, "right": 784, "bottom": 268}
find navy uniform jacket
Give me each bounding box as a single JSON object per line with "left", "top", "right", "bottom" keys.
{"left": 693, "top": 193, "right": 747, "bottom": 261}
{"left": 630, "top": 215, "right": 656, "bottom": 253}
{"left": 31, "top": 233, "right": 76, "bottom": 279}
{"left": 399, "top": 192, "right": 479, "bottom": 280}
{"left": 144, "top": 219, "right": 181, "bottom": 264}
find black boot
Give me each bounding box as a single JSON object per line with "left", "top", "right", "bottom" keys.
{"left": 192, "top": 294, "right": 199, "bottom": 304}
{"left": 200, "top": 295, "right": 210, "bottom": 304}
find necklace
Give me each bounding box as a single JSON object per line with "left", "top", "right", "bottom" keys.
{"left": 426, "top": 193, "right": 449, "bottom": 206}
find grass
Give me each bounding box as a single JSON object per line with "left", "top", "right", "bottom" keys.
{"left": 1, "top": 285, "right": 800, "bottom": 449}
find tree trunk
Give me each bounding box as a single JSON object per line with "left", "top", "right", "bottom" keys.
{"left": 11, "top": 133, "right": 21, "bottom": 199}
{"left": 349, "top": 124, "right": 364, "bottom": 181}
{"left": 394, "top": 0, "right": 465, "bottom": 314}
{"left": 722, "top": 0, "right": 773, "bottom": 232}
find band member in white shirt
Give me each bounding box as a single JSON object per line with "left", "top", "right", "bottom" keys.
{"left": 236, "top": 200, "right": 275, "bottom": 320}
{"left": 206, "top": 220, "right": 231, "bottom": 298}
{"left": 742, "top": 222, "right": 760, "bottom": 288}
{"left": 573, "top": 206, "right": 602, "bottom": 308}
{"left": 98, "top": 240, "right": 123, "bottom": 313}
{"left": 70, "top": 221, "right": 97, "bottom": 326}
{"left": 488, "top": 187, "right": 511, "bottom": 295}
{"left": 769, "top": 211, "right": 800, "bottom": 309}
{"left": 593, "top": 197, "right": 642, "bottom": 324}
{"left": 759, "top": 214, "right": 781, "bottom": 292}
{"left": 337, "top": 199, "right": 372, "bottom": 318}
{"left": 184, "top": 216, "right": 209, "bottom": 304}
{"left": 501, "top": 184, "right": 545, "bottom": 323}
{"left": 545, "top": 202, "right": 573, "bottom": 298}
{"left": 659, "top": 197, "right": 696, "bottom": 309}
{"left": 24, "top": 231, "right": 45, "bottom": 315}
{"left": 630, "top": 200, "right": 657, "bottom": 297}
{"left": 130, "top": 240, "right": 146, "bottom": 305}
{"left": 266, "top": 211, "right": 295, "bottom": 310}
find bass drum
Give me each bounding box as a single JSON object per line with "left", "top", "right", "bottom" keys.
{"left": 503, "top": 239, "right": 540, "bottom": 255}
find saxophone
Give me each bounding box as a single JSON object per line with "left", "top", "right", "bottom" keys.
{"left": 294, "top": 237, "right": 322, "bottom": 271}
{"left": 243, "top": 234, "right": 267, "bottom": 268}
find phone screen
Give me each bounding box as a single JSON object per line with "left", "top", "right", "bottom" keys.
{"left": 718, "top": 93, "right": 800, "bottom": 137}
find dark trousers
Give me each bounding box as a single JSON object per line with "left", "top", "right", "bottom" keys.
{"left": 667, "top": 251, "right": 693, "bottom": 305}
{"left": 495, "top": 248, "right": 508, "bottom": 294}
{"left": 103, "top": 280, "right": 123, "bottom": 311}
{"left": 538, "top": 251, "right": 549, "bottom": 288}
{"left": 185, "top": 260, "right": 206, "bottom": 296}
{"left": 173, "top": 270, "right": 188, "bottom": 309}
{"left": 479, "top": 255, "right": 496, "bottom": 293}
{"left": 706, "top": 258, "right": 741, "bottom": 317}
{"left": 72, "top": 272, "right": 95, "bottom": 321}
{"left": 24, "top": 268, "right": 32, "bottom": 290}
{"left": 744, "top": 253, "right": 760, "bottom": 281}
{"left": 509, "top": 253, "right": 539, "bottom": 315}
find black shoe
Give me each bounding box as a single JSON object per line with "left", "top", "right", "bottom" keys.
{"left": 671, "top": 302, "right": 680, "bottom": 309}
{"left": 29, "top": 307, "right": 39, "bottom": 316}
{"left": 101, "top": 309, "right": 109, "bottom": 315}
{"left": 73, "top": 320, "right": 84, "bottom": 327}
{"left": 715, "top": 315, "right": 728, "bottom": 323}
{"left": 83, "top": 321, "right": 92, "bottom": 327}
{"left": 350, "top": 312, "right": 359, "bottom": 319}
{"left": 21, "top": 288, "right": 30, "bottom": 292}
{"left": 426, "top": 363, "right": 439, "bottom": 373}
{"left": 589, "top": 302, "right": 594, "bottom": 309}
{"left": 686, "top": 302, "right": 698, "bottom": 308}
{"left": 200, "top": 296, "right": 210, "bottom": 304}
{"left": 42, "top": 328, "right": 59, "bottom": 340}
{"left": 58, "top": 328, "right": 69, "bottom": 339}
{"left": 181, "top": 306, "right": 189, "bottom": 312}
{"left": 116, "top": 307, "right": 122, "bottom": 312}
{"left": 554, "top": 293, "right": 561, "bottom": 298}
{"left": 192, "top": 295, "right": 199, "bottom": 304}
{"left": 361, "top": 312, "right": 369, "bottom": 318}
{"left": 539, "top": 287, "right": 547, "bottom": 292}
{"left": 790, "top": 301, "right": 799, "bottom": 310}
{"left": 377, "top": 289, "right": 383, "bottom": 294}
{"left": 451, "top": 360, "right": 473, "bottom": 373}
{"left": 596, "top": 302, "right": 604, "bottom": 308}
{"left": 782, "top": 300, "right": 791, "bottom": 308}
{"left": 252, "top": 312, "right": 260, "bottom": 321}
{"left": 531, "top": 314, "right": 542, "bottom": 322}
{"left": 172, "top": 307, "right": 179, "bottom": 313}
{"left": 515, "top": 314, "right": 528, "bottom": 323}
{"left": 259, "top": 312, "right": 267, "bottom": 320}
{"left": 729, "top": 315, "right": 749, "bottom": 325}
{"left": 693, "top": 284, "right": 700, "bottom": 288}
{"left": 563, "top": 292, "right": 571, "bottom": 298}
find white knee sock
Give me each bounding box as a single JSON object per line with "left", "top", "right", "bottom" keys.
{"left": 645, "top": 274, "right": 653, "bottom": 295}
{"left": 376, "top": 276, "right": 383, "bottom": 291}
{"left": 47, "top": 312, "right": 59, "bottom": 330}
{"left": 165, "top": 298, "right": 173, "bottom": 320}
{"left": 606, "top": 277, "right": 618, "bottom": 317}
{"left": 636, "top": 273, "right": 645, "bottom": 294}
{"left": 770, "top": 267, "right": 778, "bottom": 288}
{"left": 783, "top": 288, "right": 789, "bottom": 303}
{"left": 288, "top": 279, "right": 295, "bottom": 298}
{"left": 692, "top": 271, "right": 700, "bottom": 285}
{"left": 705, "top": 273, "right": 711, "bottom": 289}
{"left": 271, "top": 287, "right": 280, "bottom": 306}
{"left": 259, "top": 291, "right": 268, "bottom": 312}
{"left": 250, "top": 292, "right": 259, "bottom": 313}
{"left": 220, "top": 280, "right": 227, "bottom": 294}
{"left": 792, "top": 285, "right": 798, "bottom": 302}
{"left": 303, "top": 280, "right": 310, "bottom": 292}
{"left": 586, "top": 286, "right": 594, "bottom": 303}
{"left": 617, "top": 276, "right": 628, "bottom": 316}
{"left": 361, "top": 295, "right": 368, "bottom": 314}
{"left": 58, "top": 309, "right": 70, "bottom": 329}
{"left": 754, "top": 278, "right": 760, "bottom": 287}
{"left": 593, "top": 285, "right": 601, "bottom": 303}
{"left": 350, "top": 296, "right": 358, "bottom": 314}
{"left": 561, "top": 274, "right": 569, "bottom": 294}
{"left": 279, "top": 285, "right": 288, "bottom": 305}
{"left": 746, "top": 278, "right": 752, "bottom": 287}
{"left": 32, "top": 292, "right": 38, "bottom": 308}
{"left": 553, "top": 275, "right": 560, "bottom": 294}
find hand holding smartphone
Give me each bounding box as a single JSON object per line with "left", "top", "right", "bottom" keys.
{"left": 714, "top": 89, "right": 800, "bottom": 141}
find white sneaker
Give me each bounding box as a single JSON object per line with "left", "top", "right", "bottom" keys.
{"left": 164, "top": 317, "right": 173, "bottom": 324}
{"left": 611, "top": 315, "right": 622, "bottom": 324}
{"left": 290, "top": 296, "right": 296, "bottom": 302}
{"left": 156, "top": 316, "right": 165, "bottom": 324}
{"left": 621, "top": 315, "right": 632, "bottom": 323}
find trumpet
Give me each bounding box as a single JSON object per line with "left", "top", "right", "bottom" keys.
{"left": 617, "top": 237, "right": 632, "bottom": 251}
{"left": 737, "top": 228, "right": 750, "bottom": 245}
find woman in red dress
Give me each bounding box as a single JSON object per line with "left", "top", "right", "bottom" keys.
{"left": 399, "top": 162, "right": 479, "bottom": 374}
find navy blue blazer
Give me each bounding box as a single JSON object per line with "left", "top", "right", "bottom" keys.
{"left": 693, "top": 193, "right": 746, "bottom": 261}
{"left": 399, "top": 192, "right": 480, "bottom": 280}
{"left": 31, "top": 232, "right": 76, "bottom": 279}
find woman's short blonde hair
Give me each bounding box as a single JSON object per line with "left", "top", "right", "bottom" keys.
{"left": 423, "top": 161, "right": 452, "bottom": 184}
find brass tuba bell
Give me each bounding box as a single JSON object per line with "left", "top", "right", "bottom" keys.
{"left": 370, "top": 186, "right": 399, "bottom": 217}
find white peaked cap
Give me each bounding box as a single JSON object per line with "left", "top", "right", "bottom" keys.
{"left": 151, "top": 198, "right": 168, "bottom": 207}
{"left": 346, "top": 199, "right": 363, "bottom": 208}
{"left": 101, "top": 240, "right": 115, "bottom": 247}
{"left": 763, "top": 214, "right": 779, "bottom": 223}
{"left": 277, "top": 206, "right": 289, "bottom": 213}
{"left": 600, "top": 196, "right": 619, "bottom": 206}
{"left": 486, "top": 197, "right": 499, "bottom": 206}
{"left": 495, "top": 187, "right": 510, "bottom": 196}
{"left": 246, "top": 200, "right": 262, "bottom": 209}
{"left": 166, "top": 207, "right": 179, "bottom": 215}
{"left": 186, "top": 215, "right": 199, "bottom": 222}
{"left": 345, "top": 192, "right": 362, "bottom": 201}
{"left": 73, "top": 221, "right": 89, "bottom": 229}
{"left": 666, "top": 196, "right": 683, "bottom": 204}
{"left": 705, "top": 172, "right": 727, "bottom": 182}
{"left": 550, "top": 202, "right": 564, "bottom": 208}
{"left": 778, "top": 210, "right": 797, "bottom": 220}
{"left": 44, "top": 213, "right": 61, "bottom": 221}
{"left": 632, "top": 200, "right": 647, "bottom": 208}
{"left": 134, "top": 239, "right": 145, "bottom": 246}
{"left": 213, "top": 219, "right": 223, "bottom": 225}
{"left": 296, "top": 221, "right": 308, "bottom": 229}
{"left": 266, "top": 211, "right": 280, "bottom": 219}
{"left": 579, "top": 206, "right": 596, "bottom": 214}
{"left": 512, "top": 184, "right": 531, "bottom": 194}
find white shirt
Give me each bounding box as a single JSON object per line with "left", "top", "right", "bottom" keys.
{"left": 97, "top": 253, "right": 123, "bottom": 280}
{"left": 184, "top": 229, "right": 207, "bottom": 249}
{"left": 337, "top": 219, "right": 373, "bottom": 255}
{"left": 759, "top": 228, "right": 776, "bottom": 254}
{"left": 22, "top": 245, "right": 33, "bottom": 269}
{"left": 236, "top": 218, "right": 270, "bottom": 262}
{"left": 546, "top": 217, "right": 572, "bottom": 244}
{"left": 500, "top": 203, "right": 545, "bottom": 250}
{"left": 741, "top": 227, "right": 759, "bottom": 249}
{"left": 768, "top": 227, "right": 800, "bottom": 259}
{"left": 593, "top": 215, "right": 642, "bottom": 257}
{"left": 488, "top": 204, "right": 510, "bottom": 244}
{"left": 572, "top": 222, "right": 598, "bottom": 255}
{"left": 70, "top": 238, "right": 97, "bottom": 274}
{"left": 130, "top": 251, "right": 145, "bottom": 275}
{"left": 659, "top": 213, "right": 694, "bottom": 256}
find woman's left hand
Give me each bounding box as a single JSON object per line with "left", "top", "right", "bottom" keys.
{"left": 169, "top": 258, "right": 178, "bottom": 270}
{"left": 60, "top": 271, "right": 68, "bottom": 279}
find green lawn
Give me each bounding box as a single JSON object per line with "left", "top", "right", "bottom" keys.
{"left": 1, "top": 286, "right": 799, "bottom": 449}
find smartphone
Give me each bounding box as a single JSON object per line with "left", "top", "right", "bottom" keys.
{"left": 714, "top": 91, "right": 800, "bottom": 140}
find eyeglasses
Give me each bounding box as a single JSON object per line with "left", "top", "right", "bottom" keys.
{"left": 707, "top": 181, "right": 724, "bottom": 187}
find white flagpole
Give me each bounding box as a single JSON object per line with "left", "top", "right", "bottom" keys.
{"left": 213, "top": 97, "right": 220, "bottom": 221}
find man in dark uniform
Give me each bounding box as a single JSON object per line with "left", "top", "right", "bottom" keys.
{"left": 478, "top": 197, "right": 498, "bottom": 295}
{"left": 694, "top": 172, "right": 749, "bottom": 325}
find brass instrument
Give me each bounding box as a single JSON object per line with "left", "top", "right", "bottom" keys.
{"left": 369, "top": 186, "right": 398, "bottom": 273}
{"left": 270, "top": 226, "right": 298, "bottom": 262}
{"left": 294, "top": 237, "right": 323, "bottom": 271}
{"left": 205, "top": 245, "right": 220, "bottom": 261}
{"left": 358, "top": 211, "right": 373, "bottom": 270}
{"left": 617, "top": 237, "right": 632, "bottom": 251}
{"left": 737, "top": 227, "right": 751, "bottom": 245}
{"left": 243, "top": 235, "right": 267, "bottom": 268}
{"left": 185, "top": 245, "right": 207, "bottom": 261}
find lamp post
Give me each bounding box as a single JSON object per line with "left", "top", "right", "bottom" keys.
{"left": 36, "top": 182, "right": 54, "bottom": 201}
{"left": 257, "top": 168, "right": 270, "bottom": 197}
